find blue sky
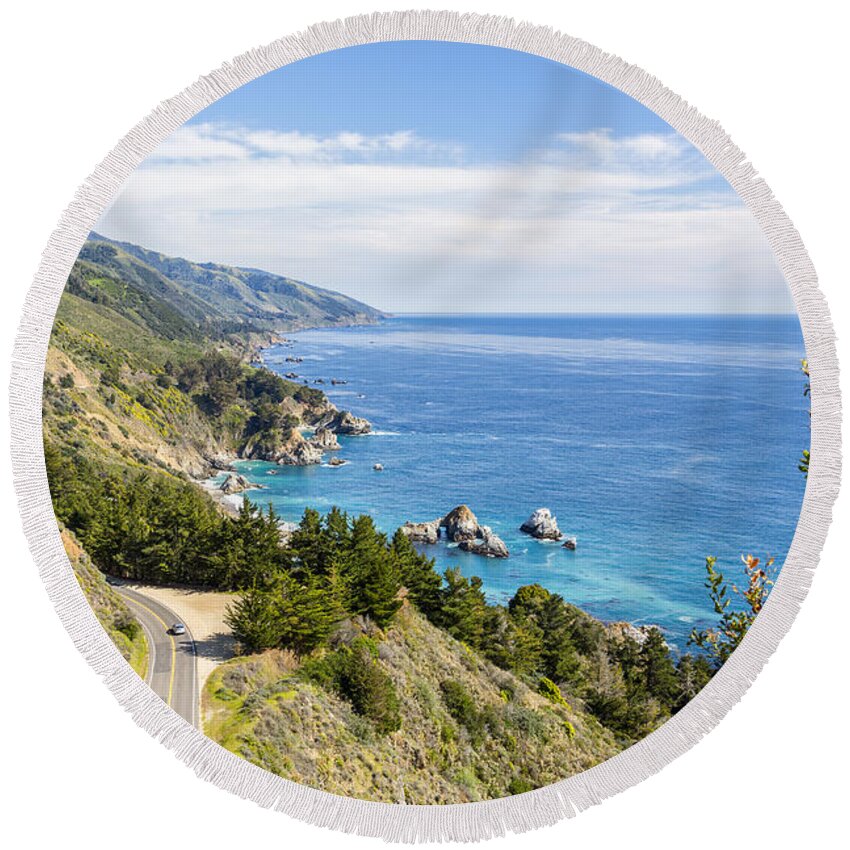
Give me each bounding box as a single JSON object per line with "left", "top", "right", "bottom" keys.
{"left": 194, "top": 42, "right": 673, "bottom": 162}
{"left": 96, "top": 41, "right": 792, "bottom": 313}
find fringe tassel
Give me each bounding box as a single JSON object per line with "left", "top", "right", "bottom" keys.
{"left": 8, "top": 10, "right": 841, "bottom": 843}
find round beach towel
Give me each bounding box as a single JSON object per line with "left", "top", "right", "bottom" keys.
{"left": 9, "top": 11, "right": 840, "bottom": 842}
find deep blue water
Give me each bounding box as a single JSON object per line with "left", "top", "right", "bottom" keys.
{"left": 233, "top": 314, "right": 808, "bottom": 649}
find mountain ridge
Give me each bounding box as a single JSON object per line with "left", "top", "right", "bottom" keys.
{"left": 85, "top": 232, "right": 387, "bottom": 333}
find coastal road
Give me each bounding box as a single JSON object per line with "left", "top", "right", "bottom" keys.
{"left": 113, "top": 584, "right": 199, "bottom": 728}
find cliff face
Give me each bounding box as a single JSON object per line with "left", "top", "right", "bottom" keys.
{"left": 204, "top": 602, "right": 618, "bottom": 804}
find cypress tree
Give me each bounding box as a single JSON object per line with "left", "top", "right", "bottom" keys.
{"left": 438, "top": 567, "right": 487, "bottom": 648}
{"left": 390, "top": 527, "right": 442, "bottom": 617}
{"left": 346, "top": 515, "right": 401, "bottom": 628}
{"left": 640, "top": 628, "right": 679, "bottom": 708}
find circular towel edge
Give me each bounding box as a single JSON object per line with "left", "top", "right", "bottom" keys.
{"left": 8, "top": 9, "right": 842, "bottom": 843}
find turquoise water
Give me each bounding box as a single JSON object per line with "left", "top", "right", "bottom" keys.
{"left": 235, "top": 314, "right": 808, "bottom": 649}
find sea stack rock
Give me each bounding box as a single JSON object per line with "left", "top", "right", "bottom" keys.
{"left": 316, "top": 409, "right": 372, "bottom": 435}
{"left": 458, "top": 526, "right": 509, "bottom": 558}
{"left": 520, "top": 508, "right": 563, "bottom": 540}
{"left": 400, "top": 520, "right": 442, "bottom": 545}
{"left": 442, "top": 505, "right": 480, "bottom": 542}
{"left": 219, "top": 472, "right": 252, "bottom": 495}
{"left": 563, "top": 537, "right": 577, "bottom": 550}
{"left": 309, "top": 427, "right": 341, "bottom": 450}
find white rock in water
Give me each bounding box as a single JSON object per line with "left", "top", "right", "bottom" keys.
{"left": 520, "top": 508, "right": 563, "bottom": 540}
{"left": 373, "top": 463, "right": 384, "bottom": 471}
{"left": 400, "top": 519, "right": 441, "bottom": 544}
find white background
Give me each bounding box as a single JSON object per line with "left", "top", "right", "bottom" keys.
{"left": 1, "top": 2, "right": 847, "bottom": 847}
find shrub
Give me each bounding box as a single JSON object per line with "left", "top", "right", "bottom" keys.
{"left": 538, "top": 677, "right": 571, "bottom": 709}
{"left": 306, "top": 643, "right": 401, "bottom": 735}
{"left": 440, "top": 680, "right": 485, "bottom": 743}
{"left": 115, "top": 617, "right": 141, "bottom": 642}
{"left": 507, "top": 777, "right": 535, "bottom": 795}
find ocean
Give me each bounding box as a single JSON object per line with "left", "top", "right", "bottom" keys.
{"left": 232, "top": 314, "right": 808, "bottom": 649}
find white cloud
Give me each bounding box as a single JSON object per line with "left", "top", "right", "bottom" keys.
{"left": 148, "top": 123, "right": 460, "bottom": 164}
{"left": 96, "top": 126, "right": 792, "bottom": 314}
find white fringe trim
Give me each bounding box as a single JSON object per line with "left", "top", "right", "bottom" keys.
{"left": 8, "top": 10, "right": 841, "bottom": 843}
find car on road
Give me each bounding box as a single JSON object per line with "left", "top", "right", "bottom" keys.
{"left": 171, "top": 623, "right": 186, "bottom": 635}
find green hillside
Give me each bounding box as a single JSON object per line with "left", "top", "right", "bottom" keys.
{"left": 205, "top": 601, "right": 619, "bottom": 804}
{"left": 61, "top": 525, "right": 147, "bottom": 677}
{"left": 85, "top": 234, "right": 385, "bottom": 333}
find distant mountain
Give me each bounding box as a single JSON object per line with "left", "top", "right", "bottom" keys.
{"left": 84, "top": 233, "right": 386, "bottom": 334}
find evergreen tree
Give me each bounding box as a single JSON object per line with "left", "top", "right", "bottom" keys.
{"left": 390, "top": 528, "right": 442, "bottom": 617}
{"left": 225, "top": 586, "right": 283, "bottom": 652}
{"left": 346, "top": 515, "right": 401, "bottom": 628}
{"left": 438, "top": 567, "right": 488, "bottom": 648}
{"left": 640, "top": 628, "right": 678, "bottom": 707}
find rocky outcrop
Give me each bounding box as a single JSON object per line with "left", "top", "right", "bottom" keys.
{"left": 219, "top": 472, "right": 253, "bottom": 495}
{"left": 606, "top": 622, "right": 660, "bottom": 647}
{"left": 328, "top": 457, "right": 348, "bottom": 467}
{"left": 520, "top": 508, "right": 563, "bottom": 540}
{"left": 400, "top": 520, "right": 442, "bottom": 545}
{"left": 314, "top": 408, "right": 372, "bottom": 435}
{"left": 563, "top": 537, "right": 577, "bottom": 550}
{"left": 458, "top": 526, "right": 509, "bottom": 558}
{"left": 206, "top": 453, "right": 236, "bottom": 472}
{"left": 276, "top": 431, "right": 323, "bottom": 466}
{"left": 309, "top": 427, "right": 341, "bottom": 450}
{"left": 441, "top": 505, "right": 480, "bottom": 542}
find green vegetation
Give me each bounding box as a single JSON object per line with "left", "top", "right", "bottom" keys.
{"left": 204, "top": 603, "right": 618, "bottom": 803}
{"left": 689, "top": 554, "right": 774, "bottom": 666}
{"left": 61, "top": 526, "right": 147, "bottom": 677}
{"left": 220, "top": 507, "right": 710, "bottom": 744}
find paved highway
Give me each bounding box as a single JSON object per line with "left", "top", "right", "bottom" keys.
{"left": 114, "top": 584, "right": 199, "bottom": 728}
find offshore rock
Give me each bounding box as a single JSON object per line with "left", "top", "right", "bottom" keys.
{"left": 219, "top": 472, "right": 252, "bottom": 495}
{"left": 400, "top": 520, "right": 442, "bottom": 545}
{"left": 458, "top": 526, "right": 509, "bottom": 558}
{"left": 520, "top": 508, "right": 563, "bottom": 540}
{"left": 276, "top": 432, "right": 323, "bottom": 466}
{"left": 442, "top": 505, "right": 480, "bottom": 542}
{"left": 310, "top": 427, "right": 341, "bottom": 450}
{"left": 315, "top": 408, "right": 372, "bottom": 435}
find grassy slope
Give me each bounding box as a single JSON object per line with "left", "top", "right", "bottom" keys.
{"left": 61, "top": 527, "right": 148, "bottom": 677}
{"left": 204, "top": 603, "right": 618, "bottom": 804}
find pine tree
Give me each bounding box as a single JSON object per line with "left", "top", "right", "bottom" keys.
{"left": 390, "top": 528, "right": 442, "bottom": 617}
{"left": 674, "top": 653, "right": 714, "bottom": 711}
{"left": 438, "top": 567, "right": 487, "bottom": 648}
{"left": 346, "top": 515, "right": 401, "bottom": 628}
{"left": 225, "top": 586, "right": 282, "bottom": 652}
{"left": 640, "top": 628, "right": 678, "bottom": 707}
